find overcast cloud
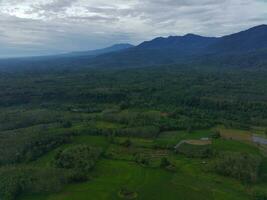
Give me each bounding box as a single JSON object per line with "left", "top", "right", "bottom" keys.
{"left": 0, "top": 0, "right": 267, "bottom": 57}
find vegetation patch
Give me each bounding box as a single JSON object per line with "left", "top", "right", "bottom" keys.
{"left": 0, "top": 166, "right": 69, "bottom": 200}
{"left": 211, "top": 152, "right": 262, "bottom": 183}
{"left": 118, "top": 187, "right": 138, "bottom": 199}
{"left": 54, "top": 145, "right": 101, "bottom": 181}
{"left": 175, "top": 143, "right": 213, "bottom": 158}
{"left": 217, "top": 128, "right": 252, "bottom": 143}
{"left": 252, "top": 188, "right": 267, "bottom": 200}
{"left": 185, "top": 139, "right": 212, "bottom": 145}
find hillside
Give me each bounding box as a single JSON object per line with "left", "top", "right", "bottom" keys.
{"left": 0, "top": 65, "right": 267, "bottom": 200}
{"left": 65, "top": 43, "right": 134, "bottom": 57}
{"left": 1, "top": 25, "right": 267, "bottom": 71}
{"left": 88, "top": 25, "right": 267, "bottom": 68}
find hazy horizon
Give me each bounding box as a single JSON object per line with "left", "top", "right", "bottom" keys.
{"left": 1, "top": 0, "right": 267, "bottom": 58}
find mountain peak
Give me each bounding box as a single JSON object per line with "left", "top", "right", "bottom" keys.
{"left": 250, "top": 24, "right": 267, "bottom": 29}
{"left": 242, "top": 24, "right": 267, "bottom": 34}
{"left": 183, "top": 33, "right": 201, "bottom": 38}
{"left": 109, "top": 43, "right": 134, "bottom": 48}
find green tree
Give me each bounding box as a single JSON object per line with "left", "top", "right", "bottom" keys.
{"left": 160, "top": 157, "right": 171, "bottom": 168}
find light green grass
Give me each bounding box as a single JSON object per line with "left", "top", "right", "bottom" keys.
{"left": 115, "top": 137, "right": 155, "bottom": 148}
{"left": 32, "top": 135, "right": 109, "bottom": 167}
{"left": 22, "top": 158, "right": 251, "bottom": 200}
{"left": 155, "top": 130, "right": 211, "bottom": 148}
{"left": 212, "top": 139, "right": 260, "bottom": 155}
{"left": 20, "top": 131, "right": 267, "bottom": 200}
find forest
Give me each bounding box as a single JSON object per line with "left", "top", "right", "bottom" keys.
{"left": 0, "top": 63, "right": 267, "bottom": 199}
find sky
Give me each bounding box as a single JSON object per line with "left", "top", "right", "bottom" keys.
{"left": 0, "top": 0, "right": 267, "bottom": 58}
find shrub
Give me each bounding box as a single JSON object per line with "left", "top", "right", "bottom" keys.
{"left": 121, "top": 139, "right": 132, "bottom": 147}
{"left": 210, "top": 130, "right": 221, "bottom": 139}
{"left": 212, "top": 152, "right": 261, "bottom": 183}
{"left": 118, "top": 186, "right": 138, "bottom": 199}
{"left": 252, "top": 189, "right": 267, "bottom": 200}
{"left": 134, "top": 154, "right": 150, "bottom": 166}
{"left": 160, "top": 157, "right": 171, "bottom": 168}
{"left": 0, "top": 166, "right": 69, "bottom": 200}
{"left": 117, "top": 126, "right": 160, "bottom": 138}
{"left": 62, "top": 121, "right": 72, "bottom": 128}
{"left": 54, "top": 145, "right": 101, "bottom": 175}
{"left": 176, "top": 143, "right": 213, "bottom": 158}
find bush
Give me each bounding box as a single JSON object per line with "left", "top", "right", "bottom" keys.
{"left": 0, "top": 166, "right": 69, "bottom": 200}
{"left": 21, "top": 134, "right": 71, "bottom": 162}
{"left": 210, "top": 130, "right": 221, "bottom": 139}
{"left": 62, "top": 121, "right": 72, "bottom": 128}
{"left": 176, "top": 143, "right": 213, "bottom": 158}
{"left": 212, "top": 152, "right": 261, "bottom": 183}
{"left": 118, "top": 186, "right": 138, "bottom": 199}
{"left": 117, "top": 126, "right": 160, "bottom": 138}
{"left": 160, "top": 157, "right": 171, "bottom": 168}
{"left": 54, "top": 145, "right": 101, "bottom": 176}
{"left": 252, "top": 189, "right": 267, "bottom": 200}
{"left": 121, "top": 139, "right": 132, "bottom": 148}
{"left": 134, "top": 154, "right": 150, "bottom": 166}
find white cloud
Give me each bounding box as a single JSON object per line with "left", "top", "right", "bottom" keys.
{"left": 0, "top": 0, "right": 267, "bottom": 57}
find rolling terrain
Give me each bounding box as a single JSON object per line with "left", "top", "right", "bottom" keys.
{"left": 1, "top": 25, "right": 267, "bottom": 71}
{"left": 0, "top": 25, "right": 267, "bottom": 200}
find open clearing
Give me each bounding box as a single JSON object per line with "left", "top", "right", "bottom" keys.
{"left": 185, "top": 139, "right": 212, "bottom": 145}
{"left": 216, "top": 127, "right": 252, "bottom": 142}
{"left": 20, "top": 158, "right": 250, "bottom": 200}
{"left": 18, "top": 132, "right": 267, "bottom": 200}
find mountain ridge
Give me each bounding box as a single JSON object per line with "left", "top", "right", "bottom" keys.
{"left": 1, "top": 24, "right": 267, "bottom": 71}
{"left": 86, "top": 24, "right": 267, "bottom": 68}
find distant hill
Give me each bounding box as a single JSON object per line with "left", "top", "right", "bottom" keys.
{"left": 87, "top": 25, "right": 267, "bottom": 68}
{"left": 138, "top": 24, "right": 267, "bottom": 55}
{"left": 65, "top": 43, "right": 134, "bottom": 57}
{"left": 208, "top": 25, "right": 267, "bottom": 54}
{"left": 1, "top": 25, "right": 267, "bottom": 71}
{"left": 137, "top": 34, "right": 217, "bottom": 53}
{"left": 0, "top": 43, "right": 134, "bottom": 72}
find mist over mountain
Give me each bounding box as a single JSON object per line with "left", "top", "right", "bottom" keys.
{"left": 65, "top": 44, "right": 134, "bottom": 57}
{"left": 1, "top": 25, "right": 267, "bottom": 71}
{"left": 87, "top": 24, "right": 267, "bottom": 68}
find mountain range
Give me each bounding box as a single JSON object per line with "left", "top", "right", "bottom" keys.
{"left": 87, "top": 24, "right": 267, "bottom": 68}
{"left": 1, "top": 24, "right": 267, "bottom": 71}
{"left": 63, "top": 43, "right": 134, "bottom": 57}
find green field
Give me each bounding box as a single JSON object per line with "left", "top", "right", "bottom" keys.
{"left": 21, "top": 158, "right": 249, "bottom": 200}
{"left": 17, "top": 130, "right": 267, "bottom": 200}
{"left": 1, "top": 65, "right": 267, "bottom": 200}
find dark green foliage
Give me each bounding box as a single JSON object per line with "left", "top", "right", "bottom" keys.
{"left": 252, "top": 189, "right": 267, "bottom": 200}
{"left": 0, "top": 167, "right": 69, "bottom": 200}
{"left": 134, "top": 154, "right": 150, "bottom": 166}
{"left": 0, "top": 109, "right": 62, "bottom": 131}
{"left": 121, "top": 139, "right": 132, "bottom": 147}
{"left": 117, "top": 126, "right": 160, "bottom": 138}
{"left": 210, "top": 130, "right": 221, "bottom": 139}
{"left": 212, "top": 152, "right": 261, "bottom": 183}
{"left": 118, "top": 186, "right": 137, "bottom": 199}
{"left": 186, "top": 126, "right": 193, "bottom": 133}
{"left": 54, "top": 145, "right": 101, "bottom": 174}
{"left": 62, "top": 121, "right": 72, "bottom": 128}
{"left": 176, "top": 143, "right": 213, "bottom": 158}
{"left": 21, "top": 133, "right": 71, "bottom": 162}
{"left": 0, "top": 126, "right": 72, "bottom": 165}
{"left": 160, "top": 157, "right": 171, "bottom": 168}
{"left": 1, "top": 65, "right": 267, "bottom": 128}
{"left": 0, "top": 54, "right": 267, "bottom": 199}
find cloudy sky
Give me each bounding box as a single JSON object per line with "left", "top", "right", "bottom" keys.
{"left": 0, "top": 0, "right": 267, "bottom": 58}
